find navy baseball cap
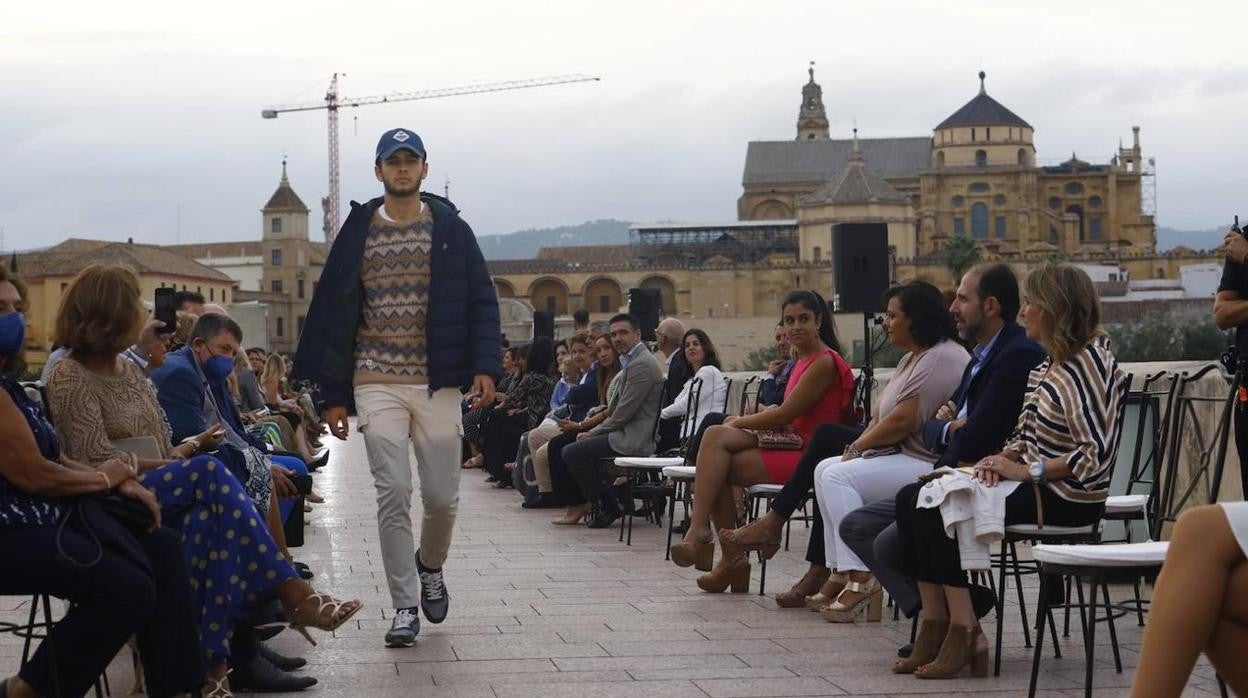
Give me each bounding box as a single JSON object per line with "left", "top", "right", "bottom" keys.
{"left": 375, "top": 128, "right": 426, "bottom": 161}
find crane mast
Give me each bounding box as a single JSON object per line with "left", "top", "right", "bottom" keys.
{"left": 262, "top": 74, "right": 599, "bottom": 244}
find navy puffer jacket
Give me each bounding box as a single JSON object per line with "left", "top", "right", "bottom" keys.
{"left": 292, "top": 193, "right": 503, "bottom": 407}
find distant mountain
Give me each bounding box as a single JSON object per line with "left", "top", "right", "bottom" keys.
{"left": 478, "top": 219, "right": 633, "bottom": 260}
{"left": 1156, "top": 225, "right": 1230, "bottom": 252}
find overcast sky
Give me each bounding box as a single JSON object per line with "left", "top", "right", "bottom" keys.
{"left": 3, "top": 0, "right": 1247, "bottom": 252}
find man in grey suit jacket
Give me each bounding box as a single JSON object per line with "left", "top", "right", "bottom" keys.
{"left": 563, "top": 313, "right": 664, "bottom": 528}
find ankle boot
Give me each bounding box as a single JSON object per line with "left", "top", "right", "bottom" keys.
{"left": 696, "top": 558, "right": 751, "bottom": 593}
{"left": 892, "top": 619, "right": 948, "bottom": 674}
{"left": 914, "top": 623, "right": 989, "bottom": 679}
{"left": 774, "top": 566, "right": 831, "bottom": 608}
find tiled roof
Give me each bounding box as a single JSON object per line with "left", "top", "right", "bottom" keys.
{"left": 935, "top": 75, "right": 1031, "bottom": 129}
{"left": 801, "top": 144, "right": 910, "bottom": 206}
{"left": 742, "top": 137, "right": 931, "bottom": 186}
{"left": 264, "top": 164, "right": 309, "bottom": 212}
{"left": 18, "top": 239, "right": 235, "bottom": 282}
{"left": 536, "top": 245, "right": 636, "bottom": 263}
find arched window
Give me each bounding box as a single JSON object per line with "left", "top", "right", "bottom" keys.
{"left": 971, "top": 203, "right": 989, "bottom": 239}
{"left": 975, "top": 150, "right": 988, "bottom": 167}
{"left": 1017, "top": 148, "right": 1028, "bottom": 166}
{"left": 1066, "top": 204, "right": 1085, "bottom": 241}
{"left": 813, "top": 246, "right": 822, "bottom": 263}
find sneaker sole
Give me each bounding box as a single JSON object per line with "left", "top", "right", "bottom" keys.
{"left": 385, "top": 636, "right": 417, "bottom": 648}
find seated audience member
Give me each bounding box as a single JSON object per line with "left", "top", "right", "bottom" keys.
{"left": 175, "top": 289, "right": 206, "bottom": 315}
{"left": 548, "top": 335, "right": 622, "bottom": 517}
{"left": 524, "top": 333, "right": 597, "bottom": 508}
{"left": 756, "top": 322, "right": 793, "bottom": 408}
{"left": 893, "top": 262, "right": 1126, "bottom": 679}
{"left": 42, "top": 263, "right": 361, "bottom": 696}
{"left": 482, "top": 337, "right": 556, "bottom": 483}
{"left": 260, "top": 353, "right": 323, "bottom": 464}
{"left": 0, "top": 267, "right": 203, "bottom": 698}
{"left": 554, "top": 339, "right": 569, "bottom": 371}
{"left": 1130, "top": 502, "right": 1248, "bottom": 697}
{"left": 654, "top": 318, "right": 692, "bottom": 453}
{"left": 660, "top": 329, "right": 728, "bottom": 443}
{"left": 235, "top": 352, "right": 267, "bottom": 415}
{"left": 799, "top": 281, "right": 969, "bottom": 623}
{"left": 549, "top": 357, "right": 581, "bottom": 412}
{"left": 557, "top": 314, "right": 663, "bottom": 528}
{"left": 462, "top": 346, "right": 521, "bottom": 470}
{"left": 837, "top": 264, "right": 1044, "bottom": 626}
{"left": 671, "top": 290, "right": 855, "bottom": 593}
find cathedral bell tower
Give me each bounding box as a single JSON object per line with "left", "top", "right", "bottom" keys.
{"left": 796, "top": 62, "right": 830, "bottom": 141}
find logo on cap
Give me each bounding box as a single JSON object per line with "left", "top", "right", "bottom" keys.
{"left": 393, "top": 130, "right": 410, "bottom": 142}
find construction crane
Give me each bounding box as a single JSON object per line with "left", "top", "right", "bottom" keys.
{"left": 262, "top": 73, "right": 600, "bottom": 243}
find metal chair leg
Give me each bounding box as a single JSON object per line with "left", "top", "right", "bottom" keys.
{"left": 1011, "top": 542, "right": 1032, "bottom": 648}
{"left": 993, "top": 540, "right": 1009, "bottom": 677}
{"left": 665, "top": 481, "right": 678, "bottom": 560}
{"left": 1100, "top": 582, "right": 1123, "bottom": 673}
{"left": 1027, "top": 574, "right": 1050, "bottom": 698}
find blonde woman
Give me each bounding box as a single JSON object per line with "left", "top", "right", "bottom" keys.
{"left": 892, "top": 263, "right": 1127, "bottom": 679}
{"left": 261, "top": 353, "right": 321, "bottom": 464}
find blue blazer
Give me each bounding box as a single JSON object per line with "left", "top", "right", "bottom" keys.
{"left": 922, "top": 322, "right": 1046, "bottom": 468}
{"left": 151, "top": 346, "right": 264, "bottom": 452}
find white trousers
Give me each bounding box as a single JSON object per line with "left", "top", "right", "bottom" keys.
{"left": 813, "top": 452, "right": 932, "bottom": 572}
{"left": 354, "top": 383, "right": 463, "bottom": 609}
{"left": 526, "top": 420, "right": 564, "bottom": 492}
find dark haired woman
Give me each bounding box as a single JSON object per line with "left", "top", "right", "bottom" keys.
{"left": 670, "top": 291, "right": 855, "bottom": 593}
{"left": 481, "top": 338, "right": 556, "bottom": 484}
{"left": 807, "top": 280, "right": 968, "bottom": 623}
{"left": 660, "top": 329, "right": 728, "bottom": 442}
{"left": 462, "top": 346, "right": 523, "bottom": 470}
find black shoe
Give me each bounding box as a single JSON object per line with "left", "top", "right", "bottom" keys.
{"left": 306, "top": 450, "right": 330, "bottom": 472}
{"left": 230, "top": 654, "right": 317, "bottom": 691}
{"left": 897, "top": 642, "right": 913, "bottom": 658}
{"left": 970, "top": 583, "right": 997, "bottom": 620}
{"left": 385, "top": 607, "right": 420, "bottom": 647}
{"left": 258, "top": 642, "right": 307, "bottom": 672}
{"left": 672, "top": 518, "right": 689, "bottom": 535}
{"left": 522, "top": 492, "right": 562, "bottom": 509}
{"left": 587, "top": 501, "right": 621, "bottom": 529}
{"left": 416, "top": 551, "right": 450, "bottom": 624}
{"left": 294, "top": 561, "right": 314, "bottom": 580}
{"left": 255, "top": 625, "right": 284, "bottom": 642}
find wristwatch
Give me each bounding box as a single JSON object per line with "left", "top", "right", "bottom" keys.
{"left": 1028, "top": 459, "right": 1045, "bottom": 484}
{"left": 180, "top": 435, "right": 202, "bottom": 455}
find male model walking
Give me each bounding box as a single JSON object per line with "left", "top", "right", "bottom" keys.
{"left": 294, "top": 128, "right": 501, "bottom": 646}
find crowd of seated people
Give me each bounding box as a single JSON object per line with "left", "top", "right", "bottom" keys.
{"left": 3, "top": 265, "right": 359, "bottom": 698}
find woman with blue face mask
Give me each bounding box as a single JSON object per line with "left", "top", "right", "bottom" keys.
{"left": 42, "top": 264, "right": 361, "bottom": 698}
{"left": 0, "top": 267, "right": 206, "bottom": 698}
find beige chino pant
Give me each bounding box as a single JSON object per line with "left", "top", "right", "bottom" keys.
{"left": 527, "top": 420, "right": 564, "bottom": 492}
{"left": 355, "top": 383, "right": 463, "bottom": 609}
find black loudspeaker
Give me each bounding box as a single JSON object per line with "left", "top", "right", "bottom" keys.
{"left": 532, "top": 310, "right": 554, "bottom": 340}
{"left": 833, "top": 223, "right": 890, "bottom": 313}
{"left": 628, "top": 288, "right": 662, "bottom": 342}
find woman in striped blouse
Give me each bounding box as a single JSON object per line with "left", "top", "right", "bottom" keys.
{"left": 891, "top": 262, "right": 1128, "bottom": 679}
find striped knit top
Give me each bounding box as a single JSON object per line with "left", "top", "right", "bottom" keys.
{"left": 354, "top": 205, "right": 432, "bottom": 385}
{"left": 1003, "top": 336, "right": 1127, "bottom": 504}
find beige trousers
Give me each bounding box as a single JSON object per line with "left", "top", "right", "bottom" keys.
{"left": 527, "top": 420, "right": 564, "bottom": 492}
{"left": 354, "top": 383, "right": 463, "bottom": 609}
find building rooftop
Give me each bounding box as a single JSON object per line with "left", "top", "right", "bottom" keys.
{"left": 19, "top": 238, "right": 235, "bottom": 282}
{"left": 742, "top": 136, "right": 932, "bottom": 186}
{"left": 166, "top": 241, "right": 264, "bottom": 259}
{"left": 801, "top": 133, "right": 911, "bottom": 206}
{"left": 935, "top": 72, "right": 1032, "bottom": 130}
{"left": 263, "top": 161, "right": 310, "bottom": 212}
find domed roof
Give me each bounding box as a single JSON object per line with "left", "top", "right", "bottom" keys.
{"left": 935, "top": 72, "right": 1031, "bottom": 130}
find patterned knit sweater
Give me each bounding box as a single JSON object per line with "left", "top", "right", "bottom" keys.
{"left": 354, "top": 205, "right": 433, "bottom": 385}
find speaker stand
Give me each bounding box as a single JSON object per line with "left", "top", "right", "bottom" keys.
{"left": 861, "top": 312, "right": 875, "bottom": 424}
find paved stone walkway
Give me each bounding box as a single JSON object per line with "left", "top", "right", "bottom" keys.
{"left": 1, "top": 423, "right": 1225, "bottom": 696}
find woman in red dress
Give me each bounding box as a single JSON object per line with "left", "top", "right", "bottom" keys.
{"left": 670, "top": 290, "right": 854, "bottom": 592}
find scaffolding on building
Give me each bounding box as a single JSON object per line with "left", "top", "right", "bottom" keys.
{"left": 629, "top": 220, "right": 800, "bottom": 264}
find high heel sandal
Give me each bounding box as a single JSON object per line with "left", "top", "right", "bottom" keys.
{"left": 804, "top": 571, "right": 848, "bottom": 610}
{"left": 819, "top": 576, "right": 883, "bottom": 623}
{"left": 288, "top": 592, "right": 364, "bottom": 646}
{"left": 204, "top": 674, "right": 232, "bottom": 698}
{"left": 892, "top": 618, "right": 949, "bottom": 674}
{"left": 552, "top": 507, "right": 589, "bottom": 525}
{"left": 774, "top": 566, "right": 831, "bottom": 608}
{"left": 696, "top": 558, "right": 751, "bottom": 593}
{"left": 670, "top": 535, "right": 714, "bottom": 572}
{"left": 718, "top": 521, "right": 782, "bottom": 561}
{"left": 914, "top": 623, "right": 989, "bottom": 679}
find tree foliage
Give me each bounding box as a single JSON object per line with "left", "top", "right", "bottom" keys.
{"left": 1105, "top": 318, "right": 1229, "bottom": 363}
{"left": 943, "top": 234, "right": 982, "bottom": 281}
{"left": 733, "top": 343, "right": 779, "bottom": 371}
